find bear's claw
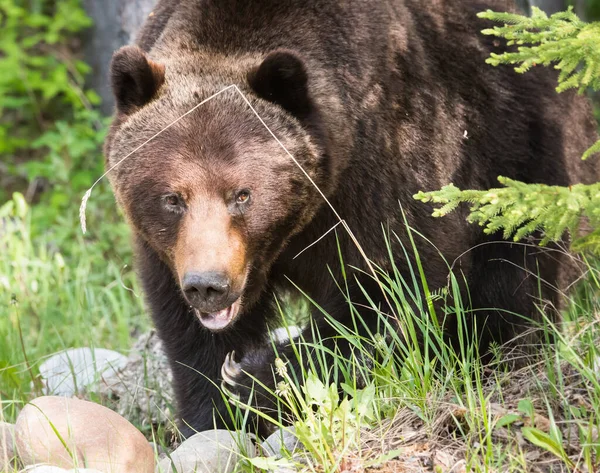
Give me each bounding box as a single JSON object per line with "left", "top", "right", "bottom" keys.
{"left": 220, "top": 351, "right": 242, "bottom": 402}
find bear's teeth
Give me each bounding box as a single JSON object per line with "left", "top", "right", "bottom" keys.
{"left": 194, "top": 300, "right": 240, "bottom": 331}
{"left": 212, "top": 307, "right": 231, "bottom": 319}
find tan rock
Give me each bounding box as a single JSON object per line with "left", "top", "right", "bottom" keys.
{"left": 1, "top": 421, "right": 16, "bottom": 471}
{"left": 15, "top": 396, "right": 154, "bottom": 473}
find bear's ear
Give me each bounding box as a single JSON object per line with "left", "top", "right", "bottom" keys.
{"left": 110, "top": 46, "right": 165, "bottom": 115}
{"left": 248, "top": 50, "right": 311, "bottom": 118}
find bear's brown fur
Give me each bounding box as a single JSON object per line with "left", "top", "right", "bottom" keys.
{"left": 105, "top": 0, "right": 599, "bottom": 437}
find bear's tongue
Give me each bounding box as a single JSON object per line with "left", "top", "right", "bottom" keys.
{"left": 197, "top": 300, "right": 239, "bottom": 331}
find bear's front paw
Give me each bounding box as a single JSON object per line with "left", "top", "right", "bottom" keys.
{"left": 220, "top": 351, "right": 246, "bottom": 404}
{"left": 221, "top": 349, "right": 279, "bottom": 409}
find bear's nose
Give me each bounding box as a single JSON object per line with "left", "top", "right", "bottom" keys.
{"left": 182, "top": 271, "right": 231, "bottom": 311}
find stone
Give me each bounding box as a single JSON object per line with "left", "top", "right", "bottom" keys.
{"left": 92, "top": 332, "right": 173, "bottom": 429}
{"left": 15, "top": 396, "right": 154, "bottom": 473}
{"left": 260, "top": 427, "right": 301, "bottom": 458}
{"left": 39, "top": 348, "right": 127, "bottom": 397}
{"left": 155, "top": 430, "right": 255, "bottom": 473}
{"left": 148, "top": 442, "right": 166, "bottom": 457}
{"left": 1, "top": 421, "right": 16, "bottom": 471}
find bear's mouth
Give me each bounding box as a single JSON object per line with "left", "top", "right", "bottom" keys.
{"left": 194, "top": 299, "right": 241, "bottom": 331}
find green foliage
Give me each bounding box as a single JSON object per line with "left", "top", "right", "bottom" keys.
{"left": 479, "top": 7, "right": 600, "bottom": 93}
{"left": 0, "top": 0, "right": 98, "bottom": 160}
{"left": 517, "top": 399, "right": 574, "bottom": 470}
{"left": 415, "top": 7, "right": 600, "bottom": 252}
{"left": 230, "top": 351, "right": 377, "bottom": 470}
{"left": 521, "top": 425, "right": 573, "bottom": 467}
{"left": 0, "top": 0, "right": 122, "bottom": 253}
{"left": 291, "top": 372, "right": 376, "bottom": 466}
{"left": 415, "top": 178, "right": 600, "bottom": 247}
{"left": 479, "top": 6, "right": 600, "bottom": 160}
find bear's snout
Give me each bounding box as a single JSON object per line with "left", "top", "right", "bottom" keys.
{"left": 181, "top": 270, "right": 243, "bottom": 331}
{"left": 182, "top": 271, "right": 234, "bottom": 312}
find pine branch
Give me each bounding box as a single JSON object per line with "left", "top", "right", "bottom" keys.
{"left": 478, "top": 7, "right": 600, "bottom": 93}
{"left": 583, "top": 140, "right": 600, "bottom": 161}
{"left": 414, "top": 179, "right": 600, "bottom": 251}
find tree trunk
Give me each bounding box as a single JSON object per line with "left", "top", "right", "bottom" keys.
{"left": 530, "top": 0, "right": 566, "bottom": 13}
{"left": 518, "top": 0, "right": 570, "bottom": 14}
{"left": 82, "top": 0, "right": 156, "bottom": 114}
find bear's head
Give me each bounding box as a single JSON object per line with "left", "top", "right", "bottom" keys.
{"left": 105, "top": 46, "right": 331, "bottom": 331}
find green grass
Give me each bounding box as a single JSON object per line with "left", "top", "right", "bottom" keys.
{"left": 0, "top": 192, "right": 147, "bottom": 417}
{"left": 227, "top": 229, "right": 600, "bottom": 473}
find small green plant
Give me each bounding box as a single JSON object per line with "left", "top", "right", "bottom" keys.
{"left": 276, "top": 363, "right": 376, "bottom": 470}
{"left": 231, "top": 338, "right": 379, "bottom": 472}
{"left": 522, "top": 422, "right": 573, "bottom": 468}
{"left": 415, "top": 7, "right": 600, "bottom": 252}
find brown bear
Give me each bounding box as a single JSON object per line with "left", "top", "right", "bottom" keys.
{"left": 104, "top": 0, "right": 599, "bottom": 437}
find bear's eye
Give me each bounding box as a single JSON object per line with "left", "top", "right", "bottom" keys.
{"left": 235, "top": 190, "right": 251, "bottom": 205}
{"left": 163, "top": 193, "right": 185, "bottom": 213}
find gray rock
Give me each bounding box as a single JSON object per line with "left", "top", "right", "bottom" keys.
{"left": 260, "top": 427, "right": 300, "bottom": 458}
{"left": 38, "top": 348, "right": 127, "bottom": 397}
{"left": 156, "top": 430, "right": 255, "bottom": 473}
{"left": 69, "top": 470, "right": 104, "bottom": 472}
{"left": 1, "top": 421, "right": 16, "bottom": 471}
{"left": 93, "top": 331, "right": 174, "bottom": 429}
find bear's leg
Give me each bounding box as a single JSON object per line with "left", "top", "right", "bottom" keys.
{"left": 461, "top": 237, "right": 563, "bottom": 363}
{"left": 220, "top": 278, "right": 385, "bottom": 434}
{"left": 135, "top": 238, "right": 270, "bottom": 437}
